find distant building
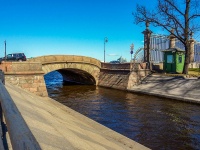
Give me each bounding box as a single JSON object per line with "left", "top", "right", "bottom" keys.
{"left": 150, "top": 34, "right": 200, "bottom": 63}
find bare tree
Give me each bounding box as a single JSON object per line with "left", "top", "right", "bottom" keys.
{"left": 133, "top": 0, "right": 200, "bottom": 74}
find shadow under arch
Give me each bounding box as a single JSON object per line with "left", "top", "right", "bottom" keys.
{"left": 57, "top": 68, "right": 96, "bottom": 85}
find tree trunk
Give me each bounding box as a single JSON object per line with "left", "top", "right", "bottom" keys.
{"left": 183, "top": 44, "right": 190, "bottom": 74}
{"left": 183, "top": 0, "right": 190, "bottom": 75}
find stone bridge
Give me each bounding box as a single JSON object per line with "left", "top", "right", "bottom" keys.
{"left": 28, "top": 55, "right": 101, "bottom": 85}
{"left": 0, "top": 55, "right": 101, "bottom": 96}
{"left": 0, "top": 55, "right": 150, "bottom": 97}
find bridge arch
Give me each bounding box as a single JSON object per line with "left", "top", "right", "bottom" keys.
{"left": 28, "top": 55, "right": 101, "bottom": 85}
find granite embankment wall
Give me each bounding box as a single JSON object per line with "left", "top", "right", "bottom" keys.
{"left": 98, "top": 70, "right": 130, "bottom": 90}
{"left": 98, "top": 69, "right": 151, "bottom": 90}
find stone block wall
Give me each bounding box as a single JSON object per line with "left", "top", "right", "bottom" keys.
{"left": 127, "top": 69, "right": 151, "bottom": 90}
{"left": 98, "top": 70, "right": 130, "bottom": 90}
{"left": 1, "top": 62, "right": 48, "bottom": 97}
{"left": 189, "top": 62, "right": 200, "bottom": 68}
{"left": 101, "top": 63, "right": 130, "bottom": 70}
{"left": 5, "top": 74, "right": 48, "bottom": 97}
{"left": 152, "top": 63, "right": 163, "bottom": 71}
{"left": 98, "top": 69, "right": 151, "bottom": 91}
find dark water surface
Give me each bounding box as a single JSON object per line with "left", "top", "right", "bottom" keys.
{"left": 44, "top": 71, "right": 200, "bottom": 150}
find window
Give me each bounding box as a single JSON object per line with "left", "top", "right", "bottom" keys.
{"left": 167, "top": 55, "right": 173, "bottom": 63}
{"left": 178, "top": 55, "right": 182, "bottom": 63}
{"left": 7, "top": 54, "right": 12, "bottom": 58}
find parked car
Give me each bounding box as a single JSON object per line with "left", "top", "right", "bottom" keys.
{"left": 0, "top": 53, "right": 27, "bottom": 63}
{"left": 110, "top": 60, "right": 120, "bottom": 64}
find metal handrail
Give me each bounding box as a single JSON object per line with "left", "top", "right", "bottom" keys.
{"left": 0, "top": 70, "right": 4, "bottom": 149}
{"left": 0, "top": 70, "right": 4, "bottom": 85}
{"left": 0, "top": 70, "right": 41, "bottom": 150}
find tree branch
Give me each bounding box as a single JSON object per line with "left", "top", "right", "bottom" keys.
{"left": 189, "top": 14, "right": 200, "bottom": 21}
{"left": 158, "top": 2, "right": 184, "bottom": 31}
{"left": 163, "top": 0, "right": 184, "bottom": 16}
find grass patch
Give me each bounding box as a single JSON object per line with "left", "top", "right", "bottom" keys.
{"left": 188, "top": 71, "right": 200, "bottom": 76}
{"left": 154, "top": 68, "right": 200, "bottom": 77}
{"left": 189, "top": 68, "right": 200, "bottom": 72}
{"left": 188, "top": 68, "right": 200, "bottom": 76}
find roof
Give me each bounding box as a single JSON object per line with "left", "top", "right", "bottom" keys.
{"left": 162, "top": 47, "right": 185, "bottom": 53}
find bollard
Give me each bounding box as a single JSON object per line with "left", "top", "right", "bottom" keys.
{"left": 0, "top": 70, "right": 5, "bottom": 85}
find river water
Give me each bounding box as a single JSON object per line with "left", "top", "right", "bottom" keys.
{"left": 44, "top": 71, "right": 200, "bottom": 150}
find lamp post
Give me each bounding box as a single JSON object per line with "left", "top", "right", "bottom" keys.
{"left": 130, "top": 43, "right": 134, "bottom": 62}
{"left": 4, "top": 40, "right": 7, "bottom": 60}
{"left": 104, "top": 37, "right": 108, "bottom": 63}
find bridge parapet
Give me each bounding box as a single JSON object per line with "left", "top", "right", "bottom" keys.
{"left": 28, "top": 55, "right": 101, "bottom": 68}
{"left": 101, "top": 62, "right": 148, "bottom": 70}
{"left": 101, "top": 63, "right": 131, "bottom": 70}
{"left": 0, "top": 62, "right": 43, "bottom": 73}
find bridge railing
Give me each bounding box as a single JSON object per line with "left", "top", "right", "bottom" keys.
{"left": 0, "top": 70, "right": 4, "bottom": 85}
{"left": 0, "top": 70, "right": 41, "bottom": 150}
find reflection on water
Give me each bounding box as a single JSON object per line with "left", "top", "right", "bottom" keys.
{"left": 45, "top": 71, "right": 200, "bottom": 150}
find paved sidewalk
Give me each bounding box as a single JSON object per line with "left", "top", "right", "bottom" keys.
{"left": 129, "top": 74, "right": 200, "bottom": 104}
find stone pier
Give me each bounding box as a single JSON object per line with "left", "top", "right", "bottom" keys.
{"left": 99, "top": 63, "right": 151, "bottom": 90}
{"left": 0, "top": 61, "right": 48, "bottom": 97}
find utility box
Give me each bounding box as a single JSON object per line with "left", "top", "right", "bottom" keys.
{"left": 163, "top": 48, "right": 185, "bottom": 73}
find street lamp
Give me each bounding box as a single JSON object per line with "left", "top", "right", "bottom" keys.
{"left": 130, "top": 43, "right": 134, "bottom": 62}
{"left": 104, "top": 37, "right": 108, "bottom": 63}
{"left": 4, "top": 40, "right": 7, "bottom": 60}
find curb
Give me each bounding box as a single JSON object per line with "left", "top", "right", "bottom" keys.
{"left": 128, "top": 89, "right": 200, "bottom": 105}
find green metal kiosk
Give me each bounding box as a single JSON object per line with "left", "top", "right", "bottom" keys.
{"left": 163, "top": 48, "right": 185, "bottom": 73}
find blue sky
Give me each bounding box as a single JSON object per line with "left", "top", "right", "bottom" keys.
{"left": 0, "top": 0, "right": 164, "bottom": 62}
